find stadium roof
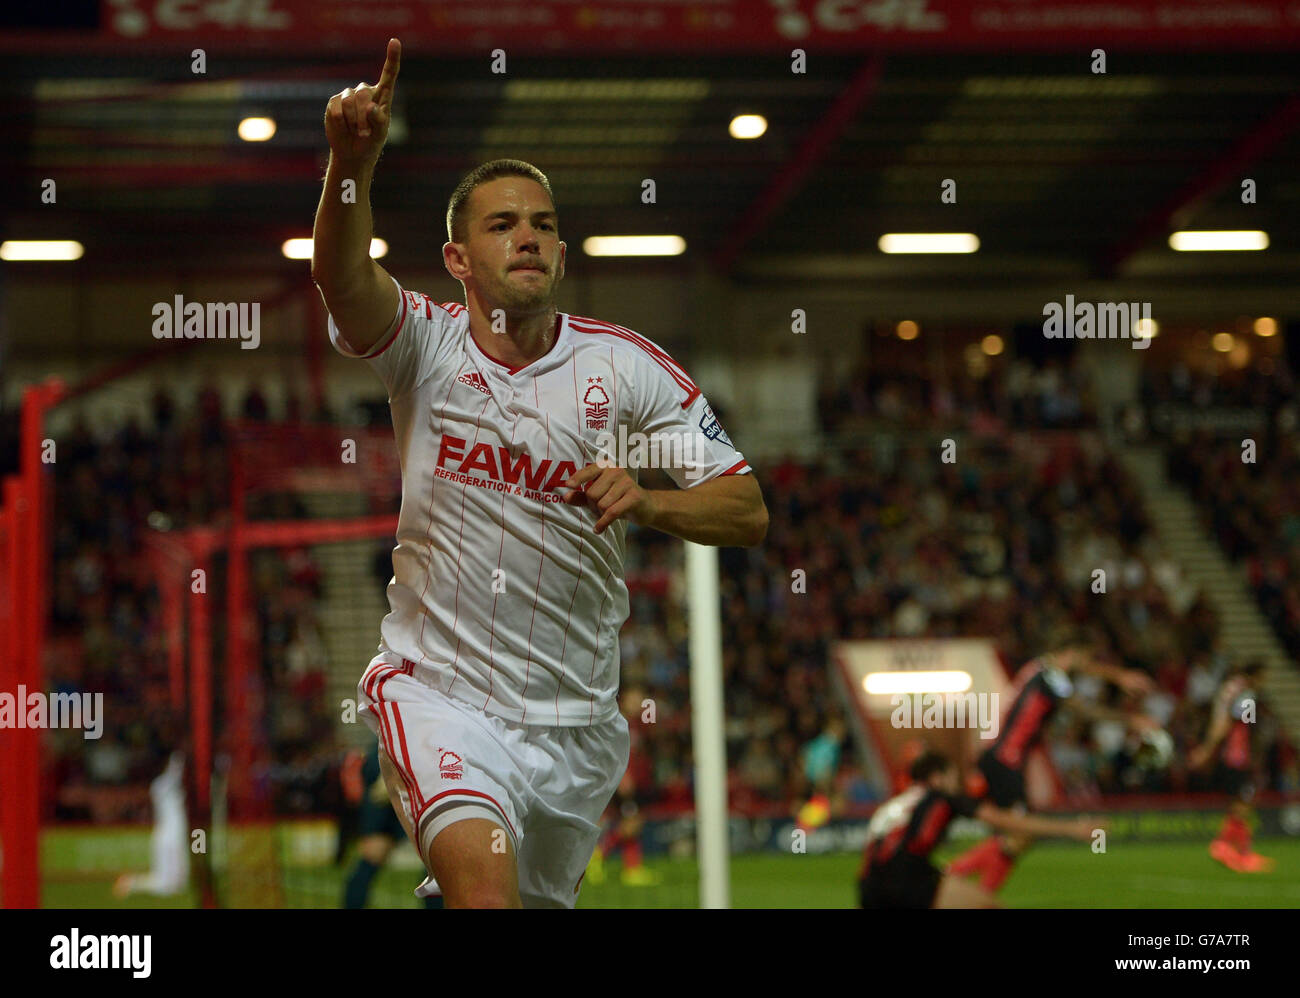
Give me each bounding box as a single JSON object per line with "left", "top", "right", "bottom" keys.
{"left": 2, "top": 47, "right": 1298, "bottom": 287}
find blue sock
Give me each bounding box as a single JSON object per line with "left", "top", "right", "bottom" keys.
{"left": 344, "top": 858, "right": 380, "bottom": 909}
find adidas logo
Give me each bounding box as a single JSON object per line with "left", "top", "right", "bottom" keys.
{"left": 458, "top": 371, "right": 492, "bottom": 396}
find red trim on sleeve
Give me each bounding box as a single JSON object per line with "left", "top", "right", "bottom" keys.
{"left": 582, "top": 316, "right": 695, "bottom": 387}
{"left": 720, "top": 460, "right": 750, "bottom": 476}
{"left": 361, "top": 291, "right": 408, "bottom": 359}
{"left": 568, "top": 316, "right": 699, "bottom": 402}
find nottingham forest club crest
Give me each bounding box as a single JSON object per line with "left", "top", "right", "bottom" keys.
{"left": 438, "top": 750, "right": 463, "bottom": 780}
{"left": 584, "top": 376, "right": 610, "bottom": 431}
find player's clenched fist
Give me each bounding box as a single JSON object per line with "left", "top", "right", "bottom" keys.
{"left": 325, "top": 37, "right": 401, "bottom": 164}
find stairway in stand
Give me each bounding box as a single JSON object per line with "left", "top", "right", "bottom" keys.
{"left": 1119, "top": 445, "right": 1300, "bottom": 735}
{"left": 299, "top": 491, "right": 391, "bottom": 746}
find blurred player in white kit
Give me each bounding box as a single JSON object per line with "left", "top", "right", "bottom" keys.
{"left": 312, "top": 39, "right": 767, "bottom": 907}
{"left": 114, "top": 751, "right": 188, "bottom": 898}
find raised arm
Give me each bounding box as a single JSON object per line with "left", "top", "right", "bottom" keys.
{"left": 1065, "top": 649, "right": 1155, "bottom": 696}
{"left": 1067, "top": 695, "right": 1160, "bottom": 733}
{"left": 1187, "top": 677, "right": 1243, "bottom": 771}
{"left": 974, "top": 802, "right": 1100, "bottom": 842}
{"left": 1056, "top": 649, "right": 1159, "bottom": 732}
{"left": 311, "top": 38, "right": 403, "bottom": 354}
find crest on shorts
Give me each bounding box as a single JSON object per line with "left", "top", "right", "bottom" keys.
{"left": 584, "top": 376, "right": 610, "bottom": 431}
{"left": 439, "top": 750, "right": 464, "bottom": 781}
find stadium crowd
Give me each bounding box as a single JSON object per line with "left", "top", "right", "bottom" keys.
{"left": 41, "top": 385, "right": 340, "bottom": 821}
{"left": 19, "top": 345, "right": 1297, "bottom": 827}
{"left": 623, "top": 354, "right": 1294, "bottom": 817}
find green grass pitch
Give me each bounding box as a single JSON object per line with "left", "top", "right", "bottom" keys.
{"left": 39, "top": 838, "right": 1300, "bottom": 908}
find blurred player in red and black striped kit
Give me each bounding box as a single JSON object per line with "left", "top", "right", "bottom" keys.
{"left": 858, "top": 750, "right": 1098, "bottom": 909}
{"left": 1188, "top": 661, "right": 1273, "bottom": 872}
{"left": 946, "top": 646, "right": 1158, "bottom": 892}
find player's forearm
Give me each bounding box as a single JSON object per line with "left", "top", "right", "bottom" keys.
{"left": 1188, "top": 718, "right": 1229, "bottom": 769}
{"left": 642, "top": 477, "right": 767, "bottom": 547}
{"left": 1071, "top": 656, "right": 1121, "bottom": 684}
{"left": 1186, "top": 743, "right": 1215, "bottom": 771}
{"left": 1071, "top": 700, "right": 1127, "bottom": 725}
{"left": 979, "top": 805, "right": 1089, "bottom": 841}
{"left": 312, "top": 154, "right": 379, "bottom": 293}
{"left": 312, "top": 155, "right": 397, "bottom": 351}
{"left": 1013, "top": 813, "right": 1092, "bottom": 840}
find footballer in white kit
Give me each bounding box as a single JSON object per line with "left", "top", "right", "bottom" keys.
{"left": 113, "top": 752, "right": 188, "bottom": 898}
{"left": 315, "top": 39, "right": 766, "bottom": 907}
{"left": 334, "top": 277, "right": 752, "bottom": 906}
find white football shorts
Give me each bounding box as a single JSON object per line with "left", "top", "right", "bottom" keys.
{"left": 358, "top": 653, "right": 630, "bottom": 908}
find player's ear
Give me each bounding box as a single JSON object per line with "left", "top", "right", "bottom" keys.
{"left": 557, "top": 240, "right": 566, "bottom": 281}
{"left": 443, "top": 240, "right": 467, "bottom": 279}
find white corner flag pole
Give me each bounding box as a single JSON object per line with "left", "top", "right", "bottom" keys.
{"left": 685, "top": 540, "right": 730, "bottom": 909}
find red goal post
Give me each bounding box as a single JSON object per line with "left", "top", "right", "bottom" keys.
{"left": 140, "top": 421, "right": 402, "bottom": 905}
{"left": 0, "top": 381, "right": 64, "bottom": 908}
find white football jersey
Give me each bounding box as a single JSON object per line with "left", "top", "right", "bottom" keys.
{"left": 330, "top": 278, "right": 751, "bottom": 726}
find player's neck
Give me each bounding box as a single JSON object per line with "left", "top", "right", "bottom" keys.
{"left": 468, "top": 306, "right": 560, "bottom": 369}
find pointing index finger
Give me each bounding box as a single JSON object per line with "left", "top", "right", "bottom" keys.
{"left": 375, "top": 38, "right": 402, "bottom": 101}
